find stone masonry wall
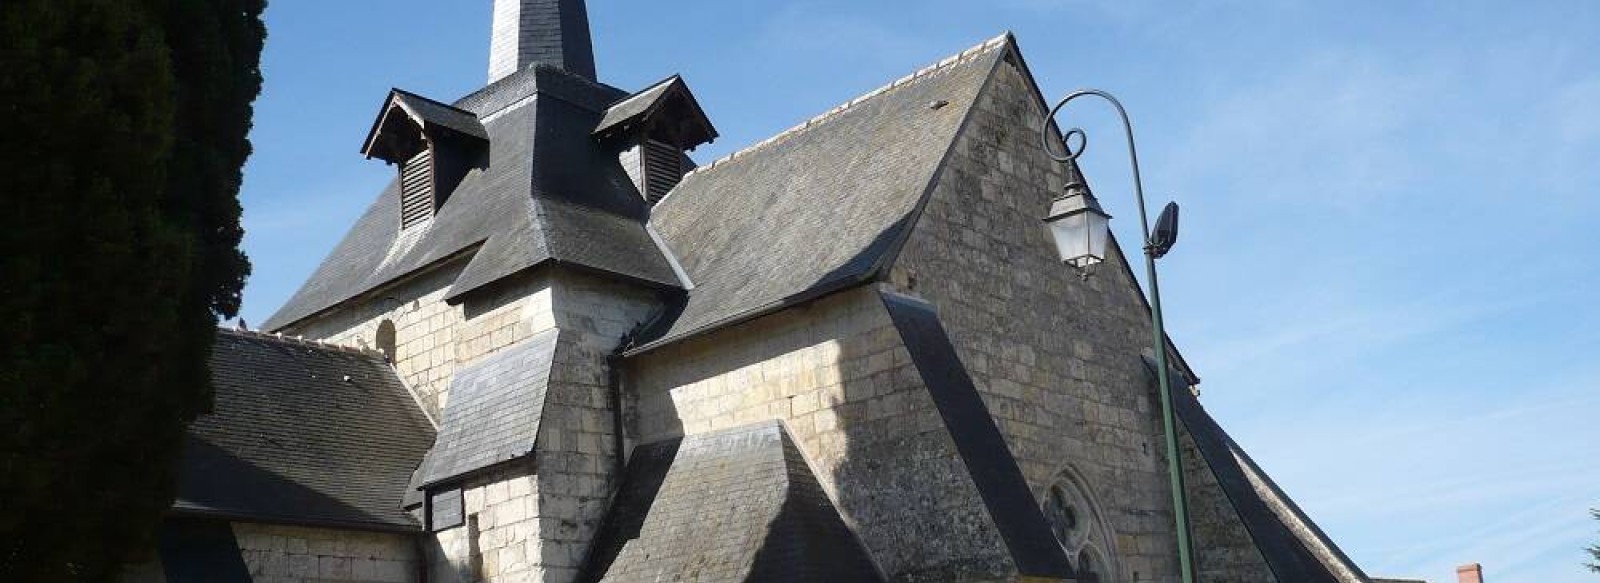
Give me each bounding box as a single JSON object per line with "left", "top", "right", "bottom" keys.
{"left": 428, "top": 466, "right": 540, "bottom": 583}
{"left": 288, "top": 262, "right": 660, "bottom": 583}
{"left": 1180, "top": 430, "right": 1277, "bottom": 582}
{"left": 630, "top": 286, "right": 1017, "bottom": 582}
{"left": 231, "top": 522, "right": 421, "bottom": 583}
{"left": 885, "top": 57, "right": 1183, "bottom": 582}
{"left": 533, "top": 273, "right": 659, "bottom": 583}
{"left": 284, "top": 262, "right": 558, "bottom": 420}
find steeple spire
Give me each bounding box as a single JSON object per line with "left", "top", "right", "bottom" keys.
{"left": 488, "top": 0, "right": 597, "bottom": 83}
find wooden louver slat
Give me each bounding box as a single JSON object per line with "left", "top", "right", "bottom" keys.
{"left": 400, "top": 149, "right": 434, "bottom": 229}
{"left": 643, "top": 139, "right": 682, "bottom": 204}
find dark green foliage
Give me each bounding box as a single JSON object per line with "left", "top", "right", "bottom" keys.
{"left": 1588, "top": 509, "right": 1599, "bottom": 574}
{"left": 0, "top": 0, "right": 264, "bottom": 580}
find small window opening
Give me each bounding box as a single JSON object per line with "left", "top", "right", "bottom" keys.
{"left": 376, "top": 320, "right": 397, "bottom": 362}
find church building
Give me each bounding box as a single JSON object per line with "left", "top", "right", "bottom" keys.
{"left": 124, "top": 1, "right": 1384, "bottom": 581}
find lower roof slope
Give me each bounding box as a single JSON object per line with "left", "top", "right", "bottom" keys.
{"left": 416, "top": 328, "right": 559, "bottom": 487}
{"left": 174, "top": 329, "right": 436, "bottom": 532}
{"left": 635, "top": 35, "right": 1015, "bottom": 350}
{"left": 1165, "top": 363, "right": 1371, "bottom": 583}
{"left": 582, "top": 422, "right": 883, "bottom": 583}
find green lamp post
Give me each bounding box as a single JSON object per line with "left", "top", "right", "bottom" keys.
{"left": 1040, "top": 89, "right": 1194, "bottom": 583}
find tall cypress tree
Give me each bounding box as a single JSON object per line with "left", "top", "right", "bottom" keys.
{"left": 0, "top": 1, "right": 264, "bottom": 580}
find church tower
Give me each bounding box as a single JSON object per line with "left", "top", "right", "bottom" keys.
{"left": 264, "top": 1, "right": 691, "bottom": 581}
{"left": 489, "top": 0, "right": 596, "bottom": 82}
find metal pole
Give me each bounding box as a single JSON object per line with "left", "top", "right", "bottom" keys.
{"left": 1043, "top": 90, "right": 1197, "bottom": 583}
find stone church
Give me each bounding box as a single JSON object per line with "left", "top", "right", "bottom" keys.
{"left": 124, "top": 1, "right": 1384, "bottom": 582}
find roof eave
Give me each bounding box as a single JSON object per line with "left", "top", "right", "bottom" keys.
{"left": 623, "top": 272, "right": 877, "bottom": 358}
{"left": 168, "top": 505, "right": 423, "bottom": 535}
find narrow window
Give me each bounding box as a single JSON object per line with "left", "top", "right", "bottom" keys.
{"left": 376, "top": 319, "right": 397, "bottom": 362}
{"left": 400, "top": 149, "right": 435, "bottom": 229}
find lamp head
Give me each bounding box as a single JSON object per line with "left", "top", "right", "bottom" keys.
{"left": 1044, "top": 180, "right": 1112, "bottom": 273}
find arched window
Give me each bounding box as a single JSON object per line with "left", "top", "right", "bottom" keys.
{"left": 1041, "top": 468, "right": 1120, "bottom": 582}
{"left": 376, "top": 319, "right": 397, "bottom": 362}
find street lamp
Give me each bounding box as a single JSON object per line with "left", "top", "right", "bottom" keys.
{"left": 1043, "top": 179, "right": 1111, "bottom": 274}
{"left": 1040, "top": 89, "right": 1197, "bottom": 583}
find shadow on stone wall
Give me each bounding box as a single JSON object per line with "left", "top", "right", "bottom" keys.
{"left": 625, "top": 286, "right": 1028, "bottom": 582}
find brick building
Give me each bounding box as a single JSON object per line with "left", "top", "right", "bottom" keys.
{"left": 126, "top": 1, "right": 1388, "bottom": 582}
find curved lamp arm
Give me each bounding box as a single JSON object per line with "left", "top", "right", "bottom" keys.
{"left": 1040, "top": 89, "right": 1198, "bottom": 583}
{"left": 1039, "top": 89, "right": 1155, "bottom": 249}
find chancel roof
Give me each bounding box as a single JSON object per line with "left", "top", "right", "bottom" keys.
{"left": 173, "top": 329, "right": 436, "bottom": 531}
{"left": 263, "top": 66, "right": 680, "bottom": 331}
{"left": 632, "top": 35, "right": 1015, "bottom": 351}
{"left": 581, "top": 422, "right": 883, "bottom": 583}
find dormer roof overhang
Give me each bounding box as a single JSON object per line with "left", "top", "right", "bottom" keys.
{"left": 593, "top": 76, "right": 718, "bottom": 150}
{"left": 362, "top": 89, "right": 489, "bottom": 164}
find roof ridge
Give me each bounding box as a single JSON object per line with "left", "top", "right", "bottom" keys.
{"left": 676, "top": 33, "right": 1012, "bottom": 181}
{"left": 219, "top": 326, "right": 384, "bottom": 358}
{"left": 390, "top": 88, "right": 479, "bottom": 116}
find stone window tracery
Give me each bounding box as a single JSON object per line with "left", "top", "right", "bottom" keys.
{"left": 1041, "top": 469, "right": 1119, "bottom": 583}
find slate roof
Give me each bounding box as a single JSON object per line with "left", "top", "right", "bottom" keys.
{"left": 592, "top": 75, "right": 718, "bottom": 149}
{"left": 416, "top": 328, "right": 560, "bottom": 487}
{"left": 264, "top": 65, "right": 680, "bottom": 331}
{"left": 581, "top": 422, "right": 882, "bottom": 583}
{"left": 593, "top": 76, "right": 679, "bottom": 135}
{"left": 385, "top": 89, "right": 489, "bottom": 141}
{"left": 1158, "top": 357, "right": 1370, "bottom": 583}
{"left": 173, "top": 329, "right": 436, "bottom": 532}
{"left": 632, "top": 35, "right": 1014, "bottom": 351}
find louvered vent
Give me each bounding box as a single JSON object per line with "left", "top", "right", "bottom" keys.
{"left": 643, "top": 139, "right": 683, "bottom": 204}
{"left": 400, "top": 149, "right": 434, "bottom": 230}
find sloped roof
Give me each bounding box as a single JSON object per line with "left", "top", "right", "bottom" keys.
{"left": 582, "top": 422, "right": 883, "bottom": 583}
{"left": 633, "top": 35, "right": 1014, "bottom": 351}
{"left": 378, "top": 89, "right": 488, "bottom": 143}
{"left": 593, "top": 76, "right": 679, "bottom": 134}
{"left": 1162, "top": 360, "right": 1370, "bottom": 583}
{"left": 416, "top": 328, "right": 559, "bottom": 487}
{"left": 593, "top": 75, "right": 718, "bottom": 149}
{"left": 173, "top": 329, "right": 436, "bottom": 532}
{"left": 264, "top": 66, "right": 680, "bottom": 331}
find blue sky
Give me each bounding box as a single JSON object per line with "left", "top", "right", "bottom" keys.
{"left": 238, "top": 2, "right": 1600, "bottom": 580}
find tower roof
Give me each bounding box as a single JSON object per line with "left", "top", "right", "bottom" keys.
{"left": 489, "top": 0, "right": 597, "bottom": 83}
{"left": 263, "top": 66, "right": 680, "bottom": 332}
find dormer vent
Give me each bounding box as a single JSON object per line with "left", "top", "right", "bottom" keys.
{"left": 362, "top": 89, "right": 488, "bottom": 230}
{"left": 399, "top": 150, "right": 434, "bottom": 230}
{"left": 642, "top": 140, "right": 684, "bottom": 203}
{"left": 595, "top": 76, "right": 718, "bottom": 205}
